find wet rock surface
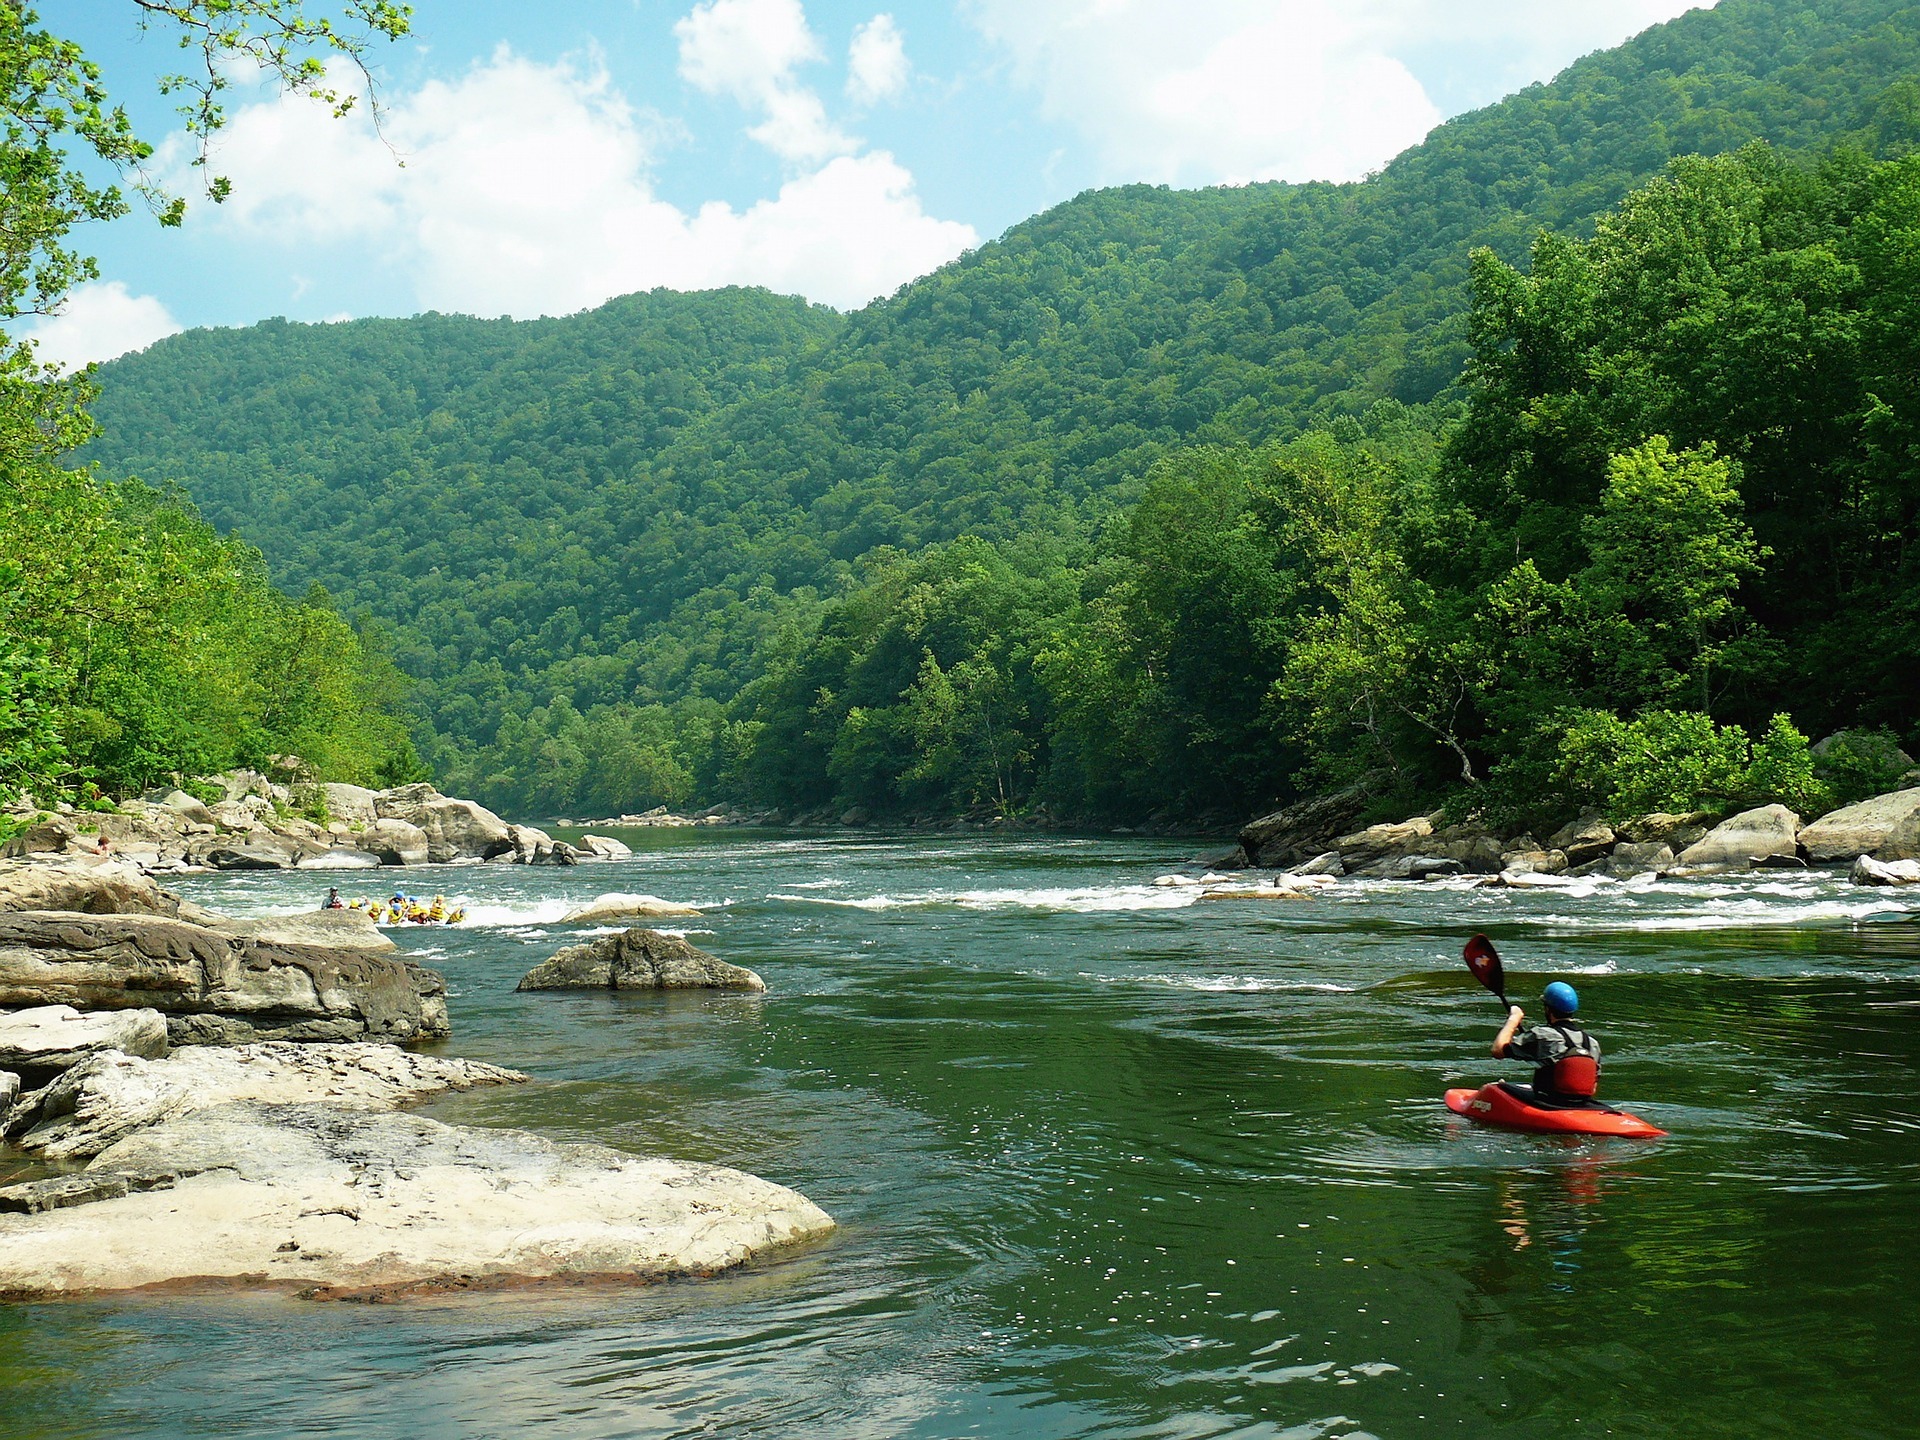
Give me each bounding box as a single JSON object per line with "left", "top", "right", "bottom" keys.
{"left": 0, "top": 1102, "right": 834, "bottom": 1298}
{"left": 518, "top": 928, "right": 766, "bottom": 993}
{"left": 0, "top": 911, "right": 449, "bottom": 1045}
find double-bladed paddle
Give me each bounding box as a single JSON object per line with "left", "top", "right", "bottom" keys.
{"left": 1463, "top": 933, "right": 1510, "bottom": 1010}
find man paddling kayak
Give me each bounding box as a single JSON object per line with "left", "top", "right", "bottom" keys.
{"left": 1492, "top": 981, "right": 1602, "bottom": 1108}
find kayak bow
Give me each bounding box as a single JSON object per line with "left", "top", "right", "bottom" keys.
{"left": 1446, "top": 1083, "right": 1666, "bottom": 1138}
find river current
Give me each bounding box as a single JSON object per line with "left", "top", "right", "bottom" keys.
{"left": 3, "top": 830, "right": 1916, "bottom": 1439}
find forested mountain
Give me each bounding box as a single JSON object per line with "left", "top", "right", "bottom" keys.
{"left": 81, "top": 0, "right": 1920, "bottom": 822}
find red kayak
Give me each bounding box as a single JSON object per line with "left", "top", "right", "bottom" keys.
{"left": 1446, "top": 1083, "right": 1667, "bottom": 1138}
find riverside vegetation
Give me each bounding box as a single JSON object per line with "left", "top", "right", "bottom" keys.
{"left": 1, "top": 0, "right": 1916, "bottom": 845}
{"left": 76, "top": 0, "right": 1920, "bottom": 840}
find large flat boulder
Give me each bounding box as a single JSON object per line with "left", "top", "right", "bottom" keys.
{"left": 0, "top": 911, "right": 449, "bottom": 1046}
{"left": 0, "top": 1004, "right": 169, "bottom": 1081}
{"left": 1798, "top": 787, "right": 1920, "bottom": 864}
{"left": 561, "top": 893, "right": 702, "bottom": 924}
{"left": 0, "top": 1103, "right": 834, "bottom": 1299}
{"left": 518, "top": 928, "right": 764, "bottom": 992}
{"left": 1850, "top": 855, "right": 1920, "bottom": 886}
{"left": 15, "top": 1041, "right": 525, "bottom": 1160}
{"left": 1335, "top": 815, "right": 1436, "bottom": 866}
{"left": 1677, "top": 805, "right": 1801, "bottom": 869}
{"left": 205, "top": 909, "right": 394, "bottom": 953}
{"left": 0, "top": 858, "right": 182, "bottom": 917}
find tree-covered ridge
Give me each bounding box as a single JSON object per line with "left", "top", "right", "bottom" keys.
{"left": 0, "top": 3, "right": 420, "bottom": 812}
{"left": 79, "top": 0, "right": 1920, "bottom": 820}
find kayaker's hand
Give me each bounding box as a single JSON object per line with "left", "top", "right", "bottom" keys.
{"left": 1508, "top": 1005, "right": 1524, "bottom": 1021}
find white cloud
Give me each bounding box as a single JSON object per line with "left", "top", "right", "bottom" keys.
{"left": 178, "top": 49, "right": 974, "bottom": 316}
{"left": 965, "top": 0, "right": 1716, "bottom": 185}
{"left": 847, "top": 15, "right": 910, "bottom": 105}
{"left": 676, "top": 0, "right": 855, "bottom": 163}
{"left": 20, "top": 282, "right": 181, "bottom": 369}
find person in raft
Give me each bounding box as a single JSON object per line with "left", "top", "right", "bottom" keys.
{"left": 323, "top": 887, "right": 344, "bottom": 910}
{"left": 1492, "top": 981, "right": 1602, "bottom": 1108}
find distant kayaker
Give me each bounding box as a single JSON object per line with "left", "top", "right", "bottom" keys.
{"left": 1492, "top": 981, "right": 1602, "bottom": 1107}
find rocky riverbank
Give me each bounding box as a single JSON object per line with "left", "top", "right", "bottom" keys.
{"left": 4, "top": 772, "right": 602, "bottom": 874}
{"left": 1225, "top": 783, "right": 1920, "bottom": 887}
{"left": 0, "top": 859, "right": 834, "bottom": 1299}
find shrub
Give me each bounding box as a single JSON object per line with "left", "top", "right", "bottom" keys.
{"left": 1812, "top": 729, "right": 1914, "bottom": 807}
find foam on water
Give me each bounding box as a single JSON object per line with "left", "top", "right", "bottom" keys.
{"left": 768, "top": 883, "right": 1203, "bottom": 913}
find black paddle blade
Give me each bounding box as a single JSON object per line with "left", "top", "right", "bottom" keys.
{"left": 1463, "top": 934, "right": 1508, "bottom": 1005}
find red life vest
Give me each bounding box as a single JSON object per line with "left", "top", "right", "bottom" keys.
{"left": 1548, "top": 1024, "right": 1600, "bottom": 1098}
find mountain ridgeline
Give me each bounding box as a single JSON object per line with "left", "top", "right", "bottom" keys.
{"left": 82, "top": 0, "right": 1920, "bottom": 826}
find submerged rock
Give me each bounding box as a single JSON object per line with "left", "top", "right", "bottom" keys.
{"left": 560, "top": 893, "right": 703, "bottom": 924}
{"left": 15, "top": 1041, "right": 525, "bottom": 1161}
{"left": 1677, "top": 805, "right": 1801, "bottom": 869}
{"left": 518, "top": 928, "right": 765, "bottom": 993}
{"left": 1798, "top": 787, "right": 1920, "bottom": 864}
{"left": 0, "top": 1102, "right": 834, "bottom": 1299}
{"left": 0, "top": 911, "right": 449, "bottom": 1046}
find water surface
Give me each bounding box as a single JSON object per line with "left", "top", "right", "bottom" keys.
{"left": 3, "top": 832, "right": 1916, "bottom": 1439}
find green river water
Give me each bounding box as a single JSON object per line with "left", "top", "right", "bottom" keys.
{"left": 2, "top": 830, "right": 1916, "bottom": 1439}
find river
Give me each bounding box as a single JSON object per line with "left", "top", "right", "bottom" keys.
{"left": 3, "top": 830, "right": 1916, "bottom": 1439}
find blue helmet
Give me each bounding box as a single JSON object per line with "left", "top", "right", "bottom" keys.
{"left": 1543, "top": 981, "right": 1580, "bottom": 1016}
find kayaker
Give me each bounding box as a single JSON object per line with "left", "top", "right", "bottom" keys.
{"left": 1491, "top": 981, "right": 1602, "bottom": 1107}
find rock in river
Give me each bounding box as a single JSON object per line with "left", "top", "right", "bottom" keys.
{"left": 1850, "top": 854, "right": 1920, "bottom": 887}
{"left": 1798, "top": 787, "right": 1920, "bottom": 864}
{"left": 1677, "top": 805, "right": 1801, "bottom": 869}
{"left": 13, "top": 1041, "right": 524, "bottom": 1160}
{"left": 561, "top": 892, "right": 703, "bottom": 924}
{"left": 0, "top": 1102, "right": 835, "bottom": 1298}
{"left": 518, "top": 928, "right": 765, "bottom": 993}
{"left": 0, "top": 911, "right": 449, "bottom": 1045}
{"left": 0, "top": 858, "right": 182, "bottom": 917}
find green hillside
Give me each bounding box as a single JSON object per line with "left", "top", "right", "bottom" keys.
{"left": 80, "top": 0, "right": 1920, "bottom": 820}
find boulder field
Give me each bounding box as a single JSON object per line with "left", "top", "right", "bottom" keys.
{"left": 2, "top": 770, "right": 607, "bottom": 874}
{"left": 0, "top": 859, "right": 833, "bottom": 1299}
{"left": 1229, "top": 784, "right": 1920, "bottom": 886}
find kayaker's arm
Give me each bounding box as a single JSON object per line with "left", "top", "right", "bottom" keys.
{"left": 1493, "top": 1005, "right": 1525, "bottom": 1058}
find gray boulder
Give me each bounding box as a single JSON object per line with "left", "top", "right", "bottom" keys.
{"left": 560, "top": 893, "right": 702, "bottom": 924}
{"left": 1798, "top": 787, "right": 1920, "bottom": 864}
{"left": 1238, "top": 787, "right": 1372, "bottom": 869}
{"left": 502, "top": 824, "right": 577, "bottom": 866}
{"left": 320, "top": 782, "right": 380, "bottom": 829}
{"left": 0, "top": 1070, "right": 16, "bottom": 1112}
{"left": 0, "top": 1005, "right": 169, "bottom": 1080}
{"left": 1850, "top": 855, "right": 1920, "bottom": 887}
{"left": 1500, "top": 848, "right": 1568, "bottom": 875}
{"left": 16, "top": 1041, "right": 524, "bottom": 1161}
{"left": 359, "top": 818, "right": 431, "bottom": 867}
{"left": 206, "top": 836, "right": 301, "bottom": 870}
{"left": 577, "top": 834, "right": 634, "bottom": 859}
{"left": 375, "top": 786, "right": 513, "bottom": 862}
{"left": 518, "top": 928, "right": 765, "bottom": 993}
{"left": 160, "top": 790, "right": 217, "bottom": 826}
{"left": 1677, "top": 804, "right": 1802, "bottom": 869}
{"left": 0, "top": 910, "right": 450, "bottom": 1046}
{"left": 0, "top": 858, "right": 183, "bottom": 917}
{"left": 1286, "top": 851, "right": 1346, "bottom": 878}
{"left": 1596, "top": 842, "right": 1675, "bottom": 879}
{"left": 1334, "top": 814, "right": 1436, "bottom": 865}
{"left": 1615, "top": 811, "right": 1715, "bottom": 845}
{"left": 0, "top": 1101, "right": 834, "bottom": 1299}
{"left": 1548, "top": 814, "right": 1616, "bottom": 865}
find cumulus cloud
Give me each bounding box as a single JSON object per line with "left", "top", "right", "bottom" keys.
{"left": 20, "top": 281, "right": 181, "bottom": 369}
{"left": 177, "top": 49, "right": 974, "bottom": 315}
{"left": 965, "top": 0, "right": 1716, "bottom": 185}
{"left": 847, "top": 15, "right": 910, "bottom": 105}
{"left": 676, "top": 0, "right": 856, "bottom": 163}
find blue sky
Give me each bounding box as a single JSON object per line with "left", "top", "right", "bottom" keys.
{"left": 28, "top": 0, "right": 1718, "bottom": 366}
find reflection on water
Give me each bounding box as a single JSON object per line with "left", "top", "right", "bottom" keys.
{"left": 2, "top": 831, "right": 1916, "bottom": 1438}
